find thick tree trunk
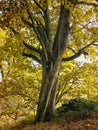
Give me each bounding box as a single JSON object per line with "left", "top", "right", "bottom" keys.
{"left": 35, "top": 5, "right": 70, "bottom": 122}
{"left": 36, "top": 59, "right": 61, "bottom": 122}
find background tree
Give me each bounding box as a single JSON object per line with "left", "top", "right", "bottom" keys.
{"left": 0, "top": 28, "right": 42, "bottom": 126}
{"left": 0, "top": 0, "right": 98, "bottom": 122}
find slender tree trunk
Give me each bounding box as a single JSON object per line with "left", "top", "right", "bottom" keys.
{"left": 36, "top": 58, "right": 61, "bottom": 122}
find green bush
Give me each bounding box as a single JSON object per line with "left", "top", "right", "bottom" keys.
{"left": 57, "top": 98, "right": 98, "bottom": 117}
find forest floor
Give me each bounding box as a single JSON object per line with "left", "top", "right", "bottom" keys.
{"left": 1, "top": 99, "right": 98, "bottom": 130}
{"left": 1, "top": 113, "right": 98, "bottom": 130}
{"left": 22, "top": 113, "right": 98, "bottom": 130}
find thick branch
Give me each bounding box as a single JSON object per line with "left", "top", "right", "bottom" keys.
{"left": 22, "top": 53, "right": 41, "bottom": 64}
{"left": 23, "top": 41, "right": 42, "bottom": 55}
{"left": 62, "top": 41, "right": 95, "bottom": 61}
{"left": 43, "top": 10, "right": 52, "bottom": 44}
{"left": 53, "top": 5, "right": 70, "bottom": 57}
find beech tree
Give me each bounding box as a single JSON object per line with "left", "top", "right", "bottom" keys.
{"left": 0, "top": 0, "right": 98, "bottom": 122}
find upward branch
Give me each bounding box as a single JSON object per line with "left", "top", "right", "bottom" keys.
{"left": 53, "top": 5, "right": 70, "bottom": 58}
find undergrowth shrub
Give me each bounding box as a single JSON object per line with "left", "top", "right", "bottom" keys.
{"left": 57, "top": 98, "right": 98, "bottom": 117}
